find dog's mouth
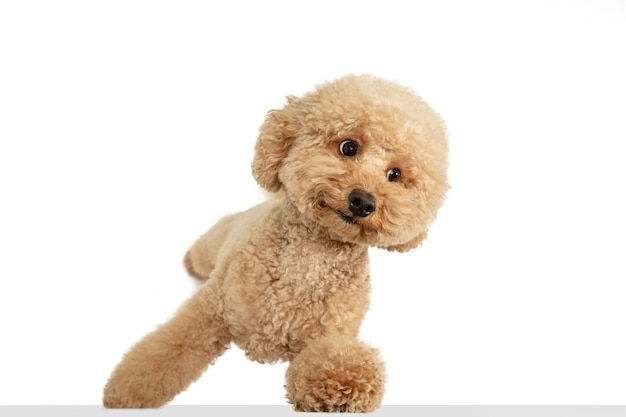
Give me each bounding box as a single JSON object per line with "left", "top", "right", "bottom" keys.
{"left": 337, "top": 211, "right": 356, "bottom": 225}
{"left": 318, "top": 200, "right": 358, "bottom": 225}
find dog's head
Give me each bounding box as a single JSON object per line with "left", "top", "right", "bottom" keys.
{"left": 252, "top": 74, "right": 449, "bottom": 252}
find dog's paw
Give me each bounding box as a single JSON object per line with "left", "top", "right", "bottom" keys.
{"left": 183, "top": 250, "right": 212, "bottom": 281}
{"left": 103, "top": 380, "right": 169, "bottom": 408}
{"left": 285, "top": 335, "right": 385, "bottom": 412}
{"left": 289, "top": 377, "right": 383, "bottom": 412}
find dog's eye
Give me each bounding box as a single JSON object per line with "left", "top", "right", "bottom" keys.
{"left": 387, "top": 167, "right": 401, "bottom": 182}
{"left": 339, "top": 140, "right": 359, "bottom": 157}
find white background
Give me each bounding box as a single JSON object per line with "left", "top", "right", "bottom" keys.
{"left": 1, "top": 0, "right": 625, "bottom": 406}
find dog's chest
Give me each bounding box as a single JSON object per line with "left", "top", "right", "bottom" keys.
{"left": 224, "top": 230, "right": 370, "bottom": 362}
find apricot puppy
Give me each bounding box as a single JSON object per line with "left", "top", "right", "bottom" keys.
{"left": 103, "top": 74, "right": 448, "bottom": 412}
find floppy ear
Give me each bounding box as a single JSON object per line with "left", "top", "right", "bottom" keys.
{"left": 251, "top": 97, "right": 300, "bottom": 192}
{"left": 381, "top": 231, "right": 428, "bottom": 253}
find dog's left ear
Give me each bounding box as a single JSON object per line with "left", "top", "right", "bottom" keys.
{"left": 381, "top": 231, "right": 428, "bottom": 253}
{"left": 251, "top": 96, "right": 301, "bottom": 192}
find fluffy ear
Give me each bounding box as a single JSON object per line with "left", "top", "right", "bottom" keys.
{"left": 381, "top": 231, "right": 428, "bottom": 253}
{"left": 251, "top": 97, "right": 300, "bottom": 192}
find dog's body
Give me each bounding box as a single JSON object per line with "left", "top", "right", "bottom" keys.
{"left": 187, "top": 198, "right": 371, "bottom": 363}
{"left": 103, "top": 74, "right": 449, "bottom": 412}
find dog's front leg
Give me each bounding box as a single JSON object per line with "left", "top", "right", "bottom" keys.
{"left": 103, "top": 284, "right": 231, "bottom": 408}
{"left": 285, "top": 334, "right": 386, "bottom": 412}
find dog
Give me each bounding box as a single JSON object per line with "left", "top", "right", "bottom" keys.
{"left": 103, "top": 74, "right": 449, "bottom": 412}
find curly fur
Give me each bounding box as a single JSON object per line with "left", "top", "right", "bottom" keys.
{"left": 103, "top": 74, "right": 449, "bottom": 411}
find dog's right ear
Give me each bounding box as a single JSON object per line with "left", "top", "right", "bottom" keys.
{"left": 251, "top": 96, "right": 300, "bottom": 192}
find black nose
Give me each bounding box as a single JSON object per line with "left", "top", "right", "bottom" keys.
{"left": 348, "top": 189, "right": 377, "bottom": 218}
